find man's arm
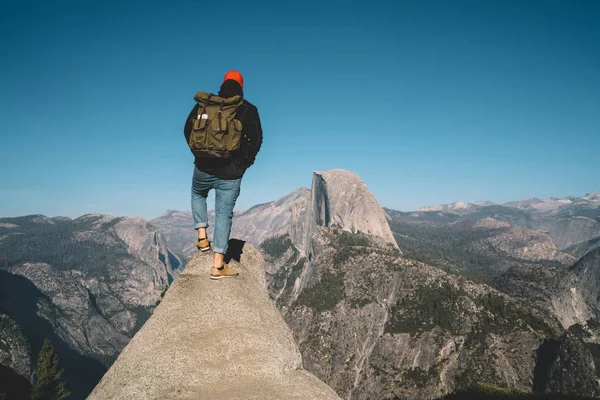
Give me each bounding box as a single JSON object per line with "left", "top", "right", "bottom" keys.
{"left": 243, "top": 105, "right": 263, "bottom": 168}
{"left": 184, "top": 104, "right": 199, "bottom": 144}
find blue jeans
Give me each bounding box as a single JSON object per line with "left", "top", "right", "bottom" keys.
{"left": 191, "top": 167, "right": 242, "bottom": 254}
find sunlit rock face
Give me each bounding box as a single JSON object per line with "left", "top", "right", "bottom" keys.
{"left": 305, "top": 170, "right": 398, "bottom": 250}
{"left": 88, "top": 243, "right": 342, "bottom": 400}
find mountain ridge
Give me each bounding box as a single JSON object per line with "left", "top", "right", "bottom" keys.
{"left": 3, "top": 170, "right": 600, "bottom": 399}
{"left": 418, "top": 190, "right": 598, "bottom": 215}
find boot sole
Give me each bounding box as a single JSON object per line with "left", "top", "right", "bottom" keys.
{"left": 210, "top": 274, "right": 239, "bottom": 280}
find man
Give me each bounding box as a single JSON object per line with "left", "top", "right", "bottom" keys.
{"left": 184, "top": 70, "right": 263, "bottom": 280}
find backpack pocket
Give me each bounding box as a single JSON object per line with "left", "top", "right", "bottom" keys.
{"left": 224, "top": 119, "right": 243, "bottom": 151}
{"left": 212, "top": 110, "right": 235, "bottom": 133}
{"left": 189, "top": 117, "right": 209, "bottom": 149}
{"left": 231, "top": 119, "right": 243, "bottom": 132}
{"left": 193, "top": 116, "right": 209, "bottom": 130}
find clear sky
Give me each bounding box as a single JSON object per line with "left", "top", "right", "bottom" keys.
{"left": 1, "top": 0, "right": 599, "bottom": 219}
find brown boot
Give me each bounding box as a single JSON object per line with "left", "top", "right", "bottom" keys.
{"left": 196, "top": 237, "right": 210, "bottom": 252}
{"left": 210, "top": 264, "right": 239, "bottom": 280}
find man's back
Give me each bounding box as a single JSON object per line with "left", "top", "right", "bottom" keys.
{"left": 184, "top": 79, "right": 263, "bottom": 180}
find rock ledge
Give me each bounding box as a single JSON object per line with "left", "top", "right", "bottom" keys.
{"left": 88, "top": 241, "right": 341, "bottom": 400}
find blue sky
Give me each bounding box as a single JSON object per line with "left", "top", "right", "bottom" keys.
{"left": 1, "top": 0, "right": 598, "bottom": 219}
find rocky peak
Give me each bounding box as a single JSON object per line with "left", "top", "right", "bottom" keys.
{"left": 88, "top": 243, "right": 341, "bottom": 400}
{"left": 418, "top": 201, "right": 481, "bottom": 215}
{"left": 302, "top": 169, "right": 398, "bottom": 252}
{"left": 157, "top": 210, "right": 193, "bottom": 222}
{"left": 583, "top": 191, "right": 600, "bottom": 202}
{"left": 503, "top": 197, "right": 548, "bottom": 210}
{"left": 227, "top": 170, "right": 397, "bottom": 255}
{"left": 273, "top": 187, "right": 311, "bottom": 207}
{"left": 473, "top": 200, "right": 496, "bottom": 206}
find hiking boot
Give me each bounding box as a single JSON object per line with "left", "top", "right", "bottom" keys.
{"left": 196, "top": 237, "right": 211, "bottom": 252}
{"left": 210, "top": 264, "right": 239, "bottom": 280}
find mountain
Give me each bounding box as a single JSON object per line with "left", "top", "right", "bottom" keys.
{"left": 4, "top": 175, "right": 596, "bottom": 399}
{"left": 230, "top": 187, "right": 310, "bottom": 249}
{"left": 583, "top": 191, "right": 600, "bottom": 202}
{"left": 565, "top": 236, "right": 600, "bottom": 259}
{"left": 385, "top": 211, "right": 575, "bottom": 283}
{"left": 308, "top": 170, "right": 397, "bottom": 245}
{"left": 274, "top": 227, "right": 600, "bottom": 399}
{"left": 89, "top": 243, "right": 341, "bottom": 400}
{"left": 420, "top": 192, "right": 599, "bottom": 218}
{"left": 464, "top": 218, "right": 575, "bottom": 265}
{"left": 384, "top": 206, "right": 593, "bottom": 331}
{"left": 384, "top": 209, "right": 463, "bottom": 225}
{"left": 501, "top": 193, "right": 600, "bottom": 237}
{"left": 149, "top": 210, "right": 198, "bottom": 260}
{"left": 535, "top": 217, "right": 600, "bottom": 250}
{"left": 418, "top": 201, "right": 484, "bottom": 215}
{"left": 473, "top": 201, "right": 496, "bottom": 207}
{"left": 413, "top": 192, "right": 600, "bottom": 253}
{"left": 462, "top": 205, "right": 535, "bottom": 228}
{"left": 491, "top": 261, "right": 591, "bottom": 329}
{"left": 194, "top": 169, "right": 599, "bottom": 399}
{"left": 571, "top": 247, "right": 600, "bottom": 320}
{"left": 0, "top": 214, "right": 182, "bottom": 399}
{"left": 503, "top": 197, "right": 568, "bottom": 213}
{"left": 152, "top": 169, "right": 398, "bottom": 262}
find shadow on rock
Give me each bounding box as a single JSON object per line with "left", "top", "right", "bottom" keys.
{"left": 225, "top": 238, "right": 246, "bottom": 264}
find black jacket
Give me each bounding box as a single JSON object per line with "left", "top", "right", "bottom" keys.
{"left": 184, "top": 80, "right": 263, "bottom": 180}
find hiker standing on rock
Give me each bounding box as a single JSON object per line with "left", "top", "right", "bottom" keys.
{"left": 184, "top": 70, "right": 263, "bottom": 280}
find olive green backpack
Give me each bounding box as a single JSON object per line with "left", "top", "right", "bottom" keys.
{"left": 188, "top": 91, "right": 245, "bottom": 159}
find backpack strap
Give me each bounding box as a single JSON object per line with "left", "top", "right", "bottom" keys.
{"left": 216, "top": 99, "right": 226, "bottom": 131}
{"left": 238, "top": 102, "right": 249, "bottom": 122}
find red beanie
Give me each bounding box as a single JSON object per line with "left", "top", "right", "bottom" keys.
{"left": 223, "top": 70, "right": 244, "bottom": 88}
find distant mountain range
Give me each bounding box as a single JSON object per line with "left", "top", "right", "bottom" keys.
{"left": 154, "top": 189, "right": 599, "bottom": 269}
{"left": 419, "top": 191, "right": 600, "bottom": 216}
{"left": 150, "top": 175, "right": 600, "bottom": 399}
{"left": 2, "top": 177, "right": 599, "bottom": 399}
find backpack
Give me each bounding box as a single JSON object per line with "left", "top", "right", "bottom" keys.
{"left": 187, "top": 91, "right": 245, "bottom": 159}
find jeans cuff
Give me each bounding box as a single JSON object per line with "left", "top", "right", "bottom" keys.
{"left": 212, "top": 247, "right": 226, "bottom": 254}
{"left": 194, "top": 222, "right": 209, "bottom": 229}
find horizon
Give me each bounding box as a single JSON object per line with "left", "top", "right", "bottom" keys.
{"left": 1, "top": 178, "right": 597, "bottom": 221}
{"left": 2, "top": 0, "right": 599, "bottom": 220}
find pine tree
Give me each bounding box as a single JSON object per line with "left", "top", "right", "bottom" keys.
{"left": 30, "top": 339, "right": 70, "bottom": 400}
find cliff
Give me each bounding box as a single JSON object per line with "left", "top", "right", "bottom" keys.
{"left": 291, "top": 169, "right": 398, "bottom": 255}
{"left": 88, "top": 241, "right": 341, "bottom": 400}
{"left": 0, "top": 214, "right": 181, "bottom": 398}
{"left": 572, "top": 247, "right": 600, "bottom": 319}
